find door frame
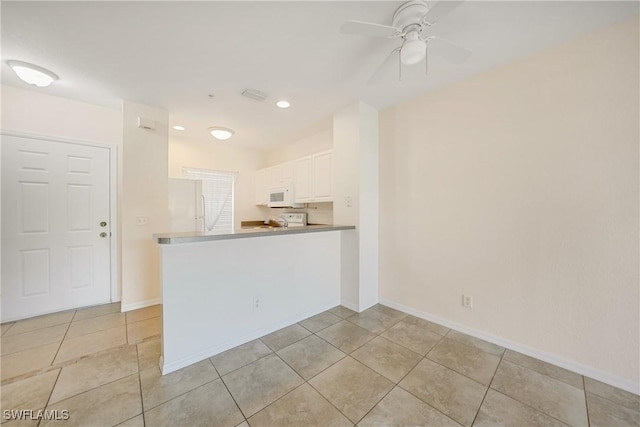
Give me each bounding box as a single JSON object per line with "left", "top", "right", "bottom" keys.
{"left": 1, "top": 130, "right": 121, "bottom": 304}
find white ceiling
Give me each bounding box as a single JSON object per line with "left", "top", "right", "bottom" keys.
{"left": 2, "top": 1, "right": 637, "bottom": 150}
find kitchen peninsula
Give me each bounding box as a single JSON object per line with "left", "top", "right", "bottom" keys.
{"left": 154, "top": 225, "right": 355, "bottom": 374}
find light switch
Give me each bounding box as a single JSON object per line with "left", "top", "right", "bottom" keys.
{"left": 136, "top": 216, "right": 150, "bottom": 226}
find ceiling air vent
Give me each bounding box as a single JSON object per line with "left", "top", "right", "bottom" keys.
{"left": 241, "top": 88, "right": 267, "bottom": 102}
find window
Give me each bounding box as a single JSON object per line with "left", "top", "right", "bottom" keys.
{"left": 182, "top": 167, "right": 238, "bottom": 233}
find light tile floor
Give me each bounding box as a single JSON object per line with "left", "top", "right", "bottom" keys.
{"left": 1, "top": 303, "right": 638, "bottom": 426}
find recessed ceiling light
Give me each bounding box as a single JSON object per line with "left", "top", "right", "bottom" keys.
{"left": 276, "top": 100, "right": 291, "bottom": 109}
{"left": 7, "top": 60, "right": 58, "bottom": 87}
{"left": 208, "top": 127, "right": 234, "bottom": 140}
{"left": 172, "top": 125, "right": 185, "bottom": 131}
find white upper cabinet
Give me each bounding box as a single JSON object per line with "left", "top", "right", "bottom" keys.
{"left": 255, "top": 162, "right": 294, "bottom": 205}
{"left": 268, "top": 162, "right": 292, "bottom": 187}
{"left": 312, "top": 150, "right": 332, "bottom": 202}
{"left": 293, "top": 150, "right": 333, "bottom": 203}
{"left": 256, "top": 150, "right": 332, "bottom": 205}
{"left": 293, "top": 157, "right": 313, "bottom": 202}
{"left": 255, "top": 168, "right": 268, "bottom": 205}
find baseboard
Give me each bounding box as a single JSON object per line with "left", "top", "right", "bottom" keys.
{"left": 340, "top": 299, "right": 360, "bottom": 313}
{"left": 339, "top": 299, "right": 378, "bottom": 313}
{"left": 121, "top": 297, "right": 162, "bottom": 312}
{"left": 379, "top": 298, "right": 640, "bottom": 396}
{"left": 161, "top": 300, "right": 339, "bottom": 375}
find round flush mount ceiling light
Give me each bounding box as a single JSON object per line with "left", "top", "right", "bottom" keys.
{"left": 7, "top": 60, "right": 59, "bottom": 87}
{"left": 172, "top": 125, "right": 185, "bottom": 131}
{"left": 276, "top": 100, "right": 291, "bottom": 109}
{"left": 208, "top": 127, "right": 234, "bottom": 140}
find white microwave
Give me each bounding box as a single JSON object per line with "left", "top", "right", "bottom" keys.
{"left": 267, "top": 182, "right": 302, "bottom": 208}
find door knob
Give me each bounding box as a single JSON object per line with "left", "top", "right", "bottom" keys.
{"left": 100, "top": 221, "right": 107, "bottom": 227}
{"left": 100, "top": 232, "right": 107, "bottom": 238}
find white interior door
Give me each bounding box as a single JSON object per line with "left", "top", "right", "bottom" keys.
{"left": 1, "top": 135, "right": 112, "bottom": 321}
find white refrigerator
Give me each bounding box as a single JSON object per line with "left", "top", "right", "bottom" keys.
{"left": 168, "top": 178, "right": 204, "bottom": 232}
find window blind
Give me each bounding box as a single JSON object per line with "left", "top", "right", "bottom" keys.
{"left": 182, "top": 167, "right": 238, "bottom": 233}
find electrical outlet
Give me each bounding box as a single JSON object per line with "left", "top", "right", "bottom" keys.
{"left": 136, "top": 216, "right": 150, "bottom": 226}
{"left": 345, "top": 196, "right": 352, "bottom": 207}
{"left": 253, "top": 296, "right": 261, "bottom": 311}
{"left": 462, "top": 294, "right": 473, "bottom": 308}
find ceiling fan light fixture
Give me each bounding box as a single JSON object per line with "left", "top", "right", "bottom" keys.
{"left": 208, "top": 127, "right": 234, "bottom": 140}
{"left": 276, "top": 100, "right": 291, "bottom": 109}
{"left": 7, "top": 60, "right": 58, "bottom": 87}
{"left": 400, "top": 33, "right": 426, "bottom": 65}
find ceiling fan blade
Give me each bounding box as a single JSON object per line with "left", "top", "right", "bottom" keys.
{"left": 341, "top": 20, "right": 400, "bottom": 38}
{"left": 421, "top": 0, "right": 465, "bottom": 25}
{"left": 368, "top": 48, "right": 401, "bottom": 85}
{"left": 427, "top": 36, "right": 471, "bottom": 64}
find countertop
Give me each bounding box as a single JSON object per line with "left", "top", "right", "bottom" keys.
{"left": 154, "top": 224, "right": 355, "bottom": 244}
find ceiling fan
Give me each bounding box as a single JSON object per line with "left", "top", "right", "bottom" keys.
{"left": 341, "top": 0, "right": 471, "bottom": 83}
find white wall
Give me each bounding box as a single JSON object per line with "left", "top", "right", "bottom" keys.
{"left": 333, "top": 102, "right": 379, "bottom": 311}
{"left": 169, "top": 136, "right": 265, "bottom": 224}
{"left": 1, "top": 85, "right": 122, "bottom": 145}
{"left": 266, "top": 128, "right": 333, "bottom": 165}
{"left": 121, "top": 101, "right": 169, "bottom": 310}
{"left": 379, "top": 18, "right": 639, "bottom": 390}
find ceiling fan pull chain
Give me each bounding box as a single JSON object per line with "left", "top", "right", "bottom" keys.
{"left": 399, "top": 51, "right": 403, "bottom": 81}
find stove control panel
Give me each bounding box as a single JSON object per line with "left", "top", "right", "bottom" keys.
{"left": 280, "top": 213, "right": 307, "bottom": 227}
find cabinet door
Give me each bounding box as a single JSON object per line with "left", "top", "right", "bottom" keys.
{"left": 255, "top": 168, "right": 268, "bottom": 205}
{"left": 293, "top": 157, "right": 313, "bottom": 202}
{"left": 313, "top": 151, "right": 332, "bottom": 201}
{"left": 268, "top": 162, "right": 293, "bottom": 187}
{"left": 280, "top": 162, "right": 293, "bottom": 182}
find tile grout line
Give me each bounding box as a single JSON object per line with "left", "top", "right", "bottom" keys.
{"left": 377, "top": 323, "right": 444, "bottom": 357}
{"left": 135, "top": 343, "right": 146, "bottom": 427}
{"left": 486, "top": 388, "right": 572, "bottom": 427}
{"left": 259, "top": 313, "right": 393, "bottom": 425}
{"left": 35, "top": 366, "right": 63, "bottom": 427}
{"left": 233, "top": 349, "right": 313, "bottom": 420}
{"left": 423, "top": 334, "right": 504, "bottom": 386}
{"left": 346, "top": 309, "right": 464, "bottom": 425}
{"left": 141, "top": 377, "right": 224, "bottom": 418}
{"left": 390, "top": 330, "right": 470, "bottom": 426}
{"left": 305, "top": 379, "right": 356, "bottom": 425}
{"left": 41, "top": 350, "right": 140, "bottom": 411}
{"left": 48, "top": 310, "right": 78, "bottom": 374}
{"left": 352, "top": 350, "right": 423, "bottom": 425}
{"left": 246, "top": 381, "right": 311, "bottom": 424}
{"left": 212, "top": 342, "right": 275, "bottom": 378}
{"left": 484, "top": 360, "right": 580, "bottom": 426}
{"left": 469, "top": 343, "right": 506, "bottom": 426}
{"left": 299, "top": 353, "right": 361, "bottom": 425}
{"left": 214, "top": 359, "right": 251, "bottom": 422}
{"left": 1, "top": 322, "right": 15, "bottom": 336}
{"left": 500, "top": 351, "right": 587, "bottom": 391}
{"left": 301, "top": 309, "right": 440, "bottom": 425}
{"left": 583, "top": 375, "right": 592, "bottom": 427}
